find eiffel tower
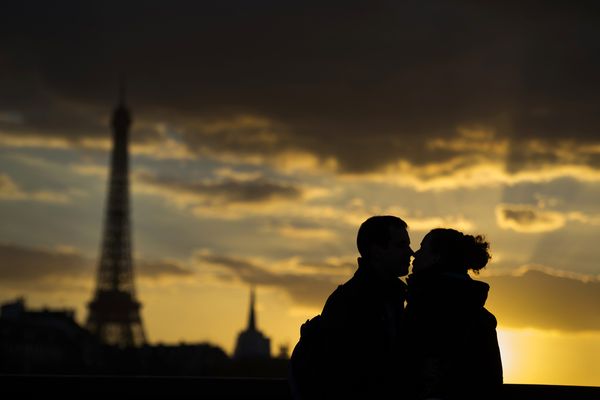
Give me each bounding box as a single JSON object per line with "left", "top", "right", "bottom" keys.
{"left": 86, "top": 84, "right": 146, "bottom": 347}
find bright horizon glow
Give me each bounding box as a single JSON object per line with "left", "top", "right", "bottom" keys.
{"left": 498, "top": 328, "right": 600, "bottom": 386}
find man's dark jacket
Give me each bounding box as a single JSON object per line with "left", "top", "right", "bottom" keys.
{"left": 306, "top": 258, "right": 408, "bottom": 399}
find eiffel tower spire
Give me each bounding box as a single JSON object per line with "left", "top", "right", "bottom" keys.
{"left": 86, "top": 82, "right": 146, "bottom": 347}
{"left": 118, "top": 76, "right": 126, "bottom": 107}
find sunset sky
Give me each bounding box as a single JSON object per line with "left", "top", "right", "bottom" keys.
{"left": 1, "top": 1, "right": 599, "bottom": 386}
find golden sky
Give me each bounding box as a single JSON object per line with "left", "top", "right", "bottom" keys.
{"left": 1, "top": 1, "right": 600, "bottom": 386}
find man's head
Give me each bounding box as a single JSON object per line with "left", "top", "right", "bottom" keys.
{"left": 357, "top": 215, "right": 413, "bottom": 278}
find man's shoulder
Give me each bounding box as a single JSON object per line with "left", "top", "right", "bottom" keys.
{"left": 329, "top": 274, "right": 364, "bottom": 300}
{"left": 323, "top": 284, "right": 349, "bottom": 309}
{"left": 322, "top": 279, "right": 359, "bottom": 315}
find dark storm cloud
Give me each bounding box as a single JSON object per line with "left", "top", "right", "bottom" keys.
{"left": 0, "top": 243, "right": 193, "bottom": 285}
{"left": 198, "top": 253, "right": 339, "bottom": 308}
{"left": 2, "top": 1, "right": 600, "bottom": 172}
{"left": 137, "top": 172, "right": 302, "bottom": 204}
{"left": 0, "top": 243, "right": 93, "bottom": 282}
{"left": 485, "top": 268, "right": 600, "bottom": 332}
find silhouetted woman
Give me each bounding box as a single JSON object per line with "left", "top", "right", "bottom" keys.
{"left": 406, "top": 228, "right": 503, "bottom": 400}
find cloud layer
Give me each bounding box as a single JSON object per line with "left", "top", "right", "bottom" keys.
{"left": 1, "top": 1, "right": 599, "bottom": 178}
{"left": 496, "top": 204, "right": 600, "bottom": 233}
{"left": 196, "top": 253, "right": 344, "bottom": 309}
{"left": 485, "top": 267, "right": 600, "bottom": 331}
{"left": 136, "top": 173, "right": 302, "bottom": 205}
{"left": 2, "top": 241, "right": 599, "bottom": 332}
{"left": 0, "top": 173, "right": 72, "bottom": 204}
{"left": 0, "top": 243, "right": 193, "bottom": 289}
{"left": 198, "top": 251, "right": 600, "bottom": 332}
{"left": 496, "top": 204, "right": 566, "bottom": 233}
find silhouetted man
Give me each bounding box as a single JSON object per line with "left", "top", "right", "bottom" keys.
{"left": 292, "top": 215, "right": 413, "bottom": 399}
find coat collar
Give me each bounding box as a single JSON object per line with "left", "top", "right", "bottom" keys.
{"left": 407, "top": 271, "right": 489, "bottom": 308}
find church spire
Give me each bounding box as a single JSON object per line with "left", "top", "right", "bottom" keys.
{"left": 234, "top": 286, "right": 271, "bottom": 359}
{"left": 248, "top": 286, "right": 256, "bottom": 331}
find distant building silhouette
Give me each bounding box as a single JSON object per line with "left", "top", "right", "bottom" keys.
{"left": 276, "top": 344, "right": 289, "bottom": 360}
{"left": 0, "top": 298, "right": 233, "bottom": 376}
{"left": 233, "top": 288, "right": 271, "bottom": 359}
{"left": 138, "top": 342, "right": 229, "bottom": 376}
{"left": 86, "top": 83, "right": 146, "bottom": 347}
{"left": 0, "top": 298, "right": 99, "bottom": 374}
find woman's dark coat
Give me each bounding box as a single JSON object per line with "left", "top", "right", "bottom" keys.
{"left": 406, "top": 271, "right": 503, "bottom": 399}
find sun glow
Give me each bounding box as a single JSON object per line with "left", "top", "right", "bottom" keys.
{"left": 497, "top": 328, "right": 600, "bottom": 386}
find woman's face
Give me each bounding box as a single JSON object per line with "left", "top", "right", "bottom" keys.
{"left": 411, "top": 234, "right": 440, "bottom": 274}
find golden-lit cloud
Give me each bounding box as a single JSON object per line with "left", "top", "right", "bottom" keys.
{"left": 0, "top": 173, "right": 72, "bottom": 204}
{"left": 131, "top": 138, "right": 195, "bottom": 160}
{"left": 184, "top": 114, "right": 283, "bottom": 149}
{"left": 482, "top": 266, "right": 600, "bottom": 331}
{"left": 175, "top": 129, "right": 600, "bottom": 189}
{"left": 406, "top": 215, "right": 475, "bottom": 232}
{"left": 426, "top": 127, "right": 508, "bottom": 155}
{"left": 565, "top": 211, "right": 600, "bottom": 226}
{"left": 0, "top": 132, "right": 76, "bottom": 150}
{"left": 131, "top": 169, "right": 479, "bottom": 234}
{"left": 134, "top": 172, "right": 304, "bottom": 221}
{"left": 348, "top": 159, "right": 600, "bottom": 192}
{"left": 496, "top": 204, "right": 600, "bottom": 233}
{"left": 70, "top": 164, "right": 108, "bottom": 178}
{"left": 0, "top": 130, "right": 194, "bottom": 161}
{"left": 195, "top": 252, "right": 342, "bottom": 309}
{"left": 136, "top": 172, "right": 301, "bottom": 204}
{"left": 297, "top": 258, "right": 356, "bottom": 277}
{"left": 264, "top": 223, "right": 338, "bottom": 242}
{"left": 496, "top": 204, "right": 566, "bottom": 233}
{"left": 4, "top": 120, "right": 600, "bottom": 193}
{"left": 137, "top": 259, "right": 194, "bottom": 279}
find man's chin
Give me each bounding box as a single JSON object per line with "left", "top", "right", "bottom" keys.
{"left": 395, "top": 266, "right": 409, "bottom": 278}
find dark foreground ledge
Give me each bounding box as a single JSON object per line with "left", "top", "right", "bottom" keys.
{"left": 1, "top": 375, "right": 599, "bottom": 400}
